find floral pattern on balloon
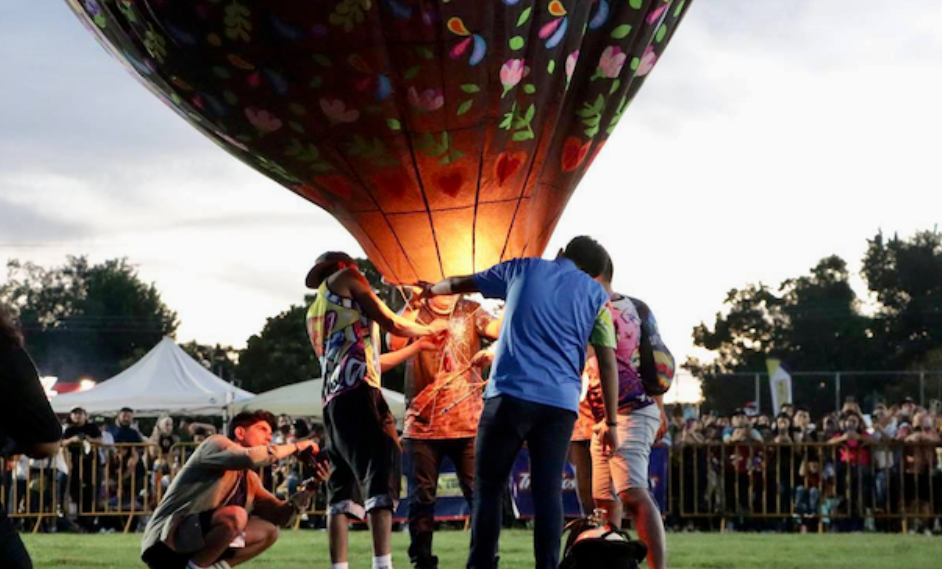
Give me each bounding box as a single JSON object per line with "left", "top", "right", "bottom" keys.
{"left": 62, "top": 0, "right": 695, "bottom": 284}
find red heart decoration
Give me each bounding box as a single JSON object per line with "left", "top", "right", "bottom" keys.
{"left": 495, "top": 151, "right": 527, "bottom": 186}
{"left": 561, "top": 136, "right": 591, "bottom": 172}
{"left": 435, "top": 169, "right": 464, "bottom": 198}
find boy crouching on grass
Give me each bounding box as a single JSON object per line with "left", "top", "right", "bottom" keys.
{"left": 141, "top": 411, "right": 327, "bottom": 569}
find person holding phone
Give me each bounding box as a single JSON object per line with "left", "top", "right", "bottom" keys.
{"left": 141, "top": 411, "right": 326, "bottom": 569}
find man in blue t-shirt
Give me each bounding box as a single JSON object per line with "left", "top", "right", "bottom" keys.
{"left": 422, "top": 236, "right": 620, "bottom": 569}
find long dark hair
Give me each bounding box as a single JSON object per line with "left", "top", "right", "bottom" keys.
{"left": 0, "top": 301, "right": 24, "bottom": 350}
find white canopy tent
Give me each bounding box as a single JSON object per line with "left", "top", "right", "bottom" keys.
{"left": 237, "top": 379, "right": 406, "bottom": 422}
{"left": 51, "top": 337, "right": 253, "bottom": 417}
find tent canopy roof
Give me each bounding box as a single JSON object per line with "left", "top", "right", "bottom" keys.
{"left": 238, "top": 379, "right": 405, "bottom": 422}
{"left": 51, "top": 337, "right": 253, "bottom": 417}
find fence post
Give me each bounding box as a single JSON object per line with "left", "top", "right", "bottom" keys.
{"left": 920, "top": 371, "right": 926, "bottom": 407}
{"left": 755, "top": 373, "right": 762, "bottom": 413}
{"left": 835, "top": 372, "right": 842, "bottom": 412}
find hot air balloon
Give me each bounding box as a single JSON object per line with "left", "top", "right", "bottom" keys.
{"left": 63, "top": 0, "right": 693, "bottom": 284}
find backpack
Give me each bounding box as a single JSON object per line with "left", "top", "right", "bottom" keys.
{"left": 559, "top": 516, "right": 648, "bottom": 569}
{"left": 628, "top": 297, "right": 675, "bottom": 396}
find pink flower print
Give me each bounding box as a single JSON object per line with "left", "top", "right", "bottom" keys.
{"left": 637, "top": 46, "right": 658, "bottom": 76}
{"left": 244, "top": 108, "right": 282, "bottom": 133}
{"left": 597, "top": 46, "right": 626, "bottom": 79}
{"left": 500, "top": 58, "right": 526, "bottom": 97}
{"left": 647, "top": 5, "right": 668, "bottom": 26}
{"left": 565, "top": 50, "right": 580, "bottom": 81}
{"left": 319, "top": 98, "right": 360, "bottom": 123}
{"left": 407, "top": 87, "right": 444, "bottom": 112}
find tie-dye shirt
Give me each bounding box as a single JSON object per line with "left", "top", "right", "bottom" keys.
{"left": 306, "top": 281, "right": 381, "bottom": 404}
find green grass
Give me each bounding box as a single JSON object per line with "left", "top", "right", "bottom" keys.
{"left": 22, "top": 529, "right": 941, "bottom": 568}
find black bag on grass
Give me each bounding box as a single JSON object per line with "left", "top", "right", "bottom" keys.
{"left": 559, "top": 516, "right": 647, "bottom": 569}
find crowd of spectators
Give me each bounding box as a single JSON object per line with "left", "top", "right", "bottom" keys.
{"left": 6, "top": 399, "right": 942, "bottom": 535}
{"left": 665, "top": 397, "right": 942, "bottom": 534}
{"left": 2, "top": 409, "right": 329, "bottom": 534}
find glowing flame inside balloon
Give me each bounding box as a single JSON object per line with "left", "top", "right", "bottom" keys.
{"left": 63, "top": 0, "right": 694, "bottom": 283}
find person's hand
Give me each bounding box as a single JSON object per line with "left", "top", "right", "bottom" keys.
{"left": 416, "top": 280, "right": 435, "bottom": 299}
{"left": 656, "top": 410, "right": 669, "bottom": 443}
{"left": 294, "top": 440, "right": 318, "bottom": 455}
{"left": 470, "top": 349, "right": 495, "bottom": 369}
{"left": 416, "top": 335, "right": 443, "bottom": 352}
{"left": 427, "top": 319, "right": 450, "bottom": 335}
{"left": 593, "top": 421, "right": 619, "bottom": 457}
{"left": 291, "top": 487, "right": 315, "bottom": 511}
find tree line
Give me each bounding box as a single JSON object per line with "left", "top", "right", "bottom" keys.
{"left": 0, "top": 256, "right": 401, "bottom": 394}
{"left": 688, "top": 229, "right": 942, "bottom": 413}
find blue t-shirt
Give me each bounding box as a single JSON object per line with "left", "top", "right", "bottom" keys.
{"left": 473, "top": 257, "right": 616, "bottom": 413}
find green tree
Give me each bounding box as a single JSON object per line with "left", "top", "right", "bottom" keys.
{"left": 236, "top": 303, "right": 319, "bottom": 394}
{"left": 690, "top": 256, "right": 873, "bottom": 414}
{"left": 1, "top": 256, "right": 178, "bottom": 382}
{"left": 180, "top": 341, "right": 239, "bottom": 382}
{"left": 862, "top": 230, "right": 942, "bottom": 368}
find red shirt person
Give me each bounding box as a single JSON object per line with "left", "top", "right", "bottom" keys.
{"left": 389, "top": 294, "right": 499, "bottom": 569}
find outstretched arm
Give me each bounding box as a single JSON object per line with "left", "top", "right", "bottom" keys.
{"left": 380, "top": 336, "right": 439, "bottom": 372}
{"left": 425, "top": 276, "right": 480, "bottom": 297}
{"left": 387, "top": 305, "right": 421, "bottom": 351}
{"left": 340, "top": 269, "right": 441, "bottom": 338}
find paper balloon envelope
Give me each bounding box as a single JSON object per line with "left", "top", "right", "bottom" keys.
{"left": 64, "top": 0, "right": 694, "bottom": 284}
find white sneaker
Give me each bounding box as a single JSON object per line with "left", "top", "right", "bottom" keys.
{"left": 229, "top": 532, "right": 246, "bottom": 548}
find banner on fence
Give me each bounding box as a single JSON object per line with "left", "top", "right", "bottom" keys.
{"left": 509, "top": 448, "right": 583, "bottom": 519}
{"left": 650, "top": 445, "right": 668, "bottom": 512}
{"left": 767, "top": 359, "right": 793, "bottom": 413}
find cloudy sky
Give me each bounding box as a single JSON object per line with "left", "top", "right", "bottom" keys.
{"left": 3, "top": 1, "right": 942, "bottom": 395}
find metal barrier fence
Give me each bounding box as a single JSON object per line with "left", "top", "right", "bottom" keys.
{"left": 668, "top": 442, "right": 942, "bottom": 532}
{"left": 4, "top": 441, "right": 941, "bottom": 534}
{"left": 1, "top": 442, "right": 326, "bottom": 533}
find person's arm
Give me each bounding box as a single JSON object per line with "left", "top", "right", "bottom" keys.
{"left": 588, "top": 303, "right": 619, "bottom": 454}
{"left": 473, "top": 307, "right": 503, "bottom": 341}
{"left": 387, "top": 305, "right": 421, "bottom": 351}
{"left": 340, "top": 269, "right": 441, "bottom": 338}
{"left": 379, "top": 336, "right": 438, "bottom": 372}
{"left": 654, "top": 395, "right": 668, "bottom": 442}
{"left": 594, "top": 346, "right": 619, "bottom": 429}
{"left": 197, "top": 435, "right": 317, "bottom": 470}
{"left": 425, "top": 276, "right": 480, "bottom": 297}
{"left": 0, "top": 349, "right": 62, "bottom": 459}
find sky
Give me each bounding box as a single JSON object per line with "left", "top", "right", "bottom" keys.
{"left": 2, "top": 1, "right": 942, "bottom": 400}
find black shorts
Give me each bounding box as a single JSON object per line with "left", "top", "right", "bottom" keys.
{"left": 324, "top": 384, "right": 402, "bottom": 519}
{"left": 141, "top": 511, "right": 236, "bottom": 569}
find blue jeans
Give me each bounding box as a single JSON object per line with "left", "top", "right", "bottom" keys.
{"left": 467, "top": 395, "right": 576, "bottom": 569}
{"left": 795, "top": 486, "right": 820, "bottom": 516}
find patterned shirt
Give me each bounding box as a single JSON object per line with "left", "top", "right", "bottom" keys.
{"left": 581, "top": 294, "right": 673, "bottom": 420}
{"left": 402, "top": 299, "right": 496, "bottom": 440}
{"left": 306, "top": 281, "right": 381, "bottom": 404}
{"left": 609, "top": 294, "right": 654, "bottom": 412}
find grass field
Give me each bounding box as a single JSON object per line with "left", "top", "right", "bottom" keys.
{"left": 22, "top": 529, "right": 941, "bottom": 569}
